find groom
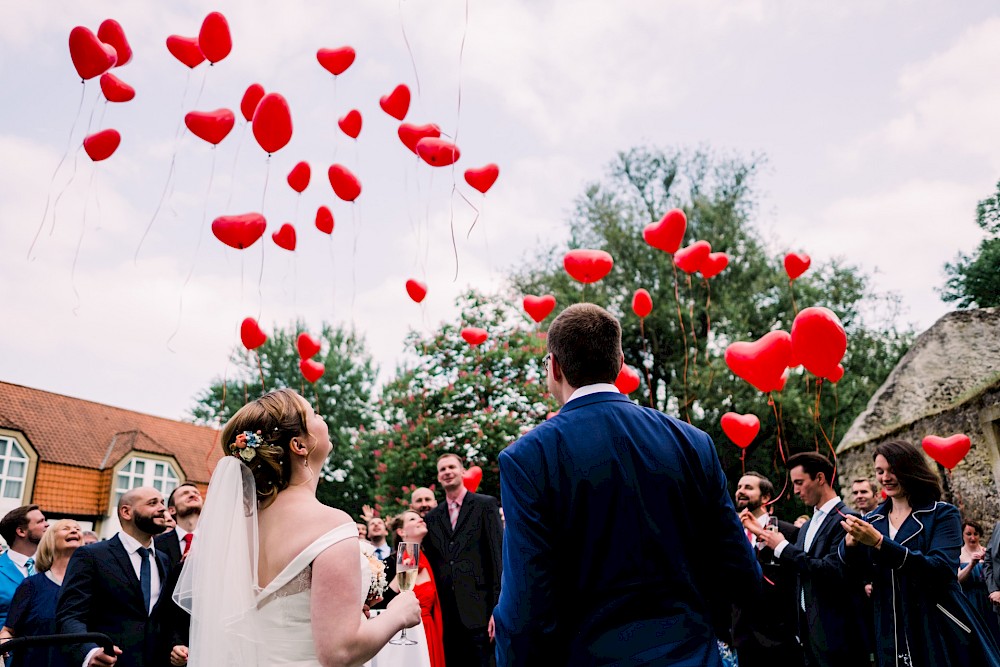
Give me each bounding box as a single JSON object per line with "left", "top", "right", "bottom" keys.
{"left": 493, "top": 303, "right": 761, "bottom": 666}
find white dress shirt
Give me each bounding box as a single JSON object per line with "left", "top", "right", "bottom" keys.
{"left": 567, "top": 383, "right": 620, "bottom": 403}
{"left": 774, "top": 496, "right": 842, "bottom": 558}
{"left": 6, "top": 549, "right": 35, "bottom": 577}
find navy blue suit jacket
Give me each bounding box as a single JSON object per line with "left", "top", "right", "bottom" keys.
{"left": 493, "top": 392, "right": 761, "bottom": 666}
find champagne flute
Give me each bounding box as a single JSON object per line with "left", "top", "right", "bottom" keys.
{"left": 765, "top": 516, "right": 780, "bottom": 564}
{"left": 389, "top": 542, "right": 420, "bottom": 646}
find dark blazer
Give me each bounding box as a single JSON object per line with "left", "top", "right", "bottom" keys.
{"left": 422, "top": 490, "right": 503, "bottom": 630}
{"left": 153, "top": 531, "right": 183, "bottom": 571}
{"left": 493, "top": 392, "right": 762, "bottom": 667}
{"left": 982, "top": 519, "right": 1000, "bottom": 597}
{"left": 372, "top": 547, "right": 398, "bottom": 610}
{"left": 154, "top": 531, "right": 190, "bottom": 651}
{"left": 56, "top": 535, "right": 175, "bottom": 667}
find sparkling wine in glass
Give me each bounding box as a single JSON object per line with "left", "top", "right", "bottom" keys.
{"left": 389, "top": 542, "right": 420, "bottom": 646}
{"left": 765, "top": 516, "right": 780, "bottom": 564}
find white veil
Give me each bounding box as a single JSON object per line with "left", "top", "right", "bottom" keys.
{"left": 173, "top": 456, "right": 261, "bottom": 666}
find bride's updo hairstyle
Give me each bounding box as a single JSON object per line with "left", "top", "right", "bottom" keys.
{"left": 220, "top": 388, "right": 310, "bottom": 507}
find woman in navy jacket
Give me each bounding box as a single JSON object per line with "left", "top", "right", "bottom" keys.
{"left": 839, "top": 439, "right": 1000, "bottom": 667}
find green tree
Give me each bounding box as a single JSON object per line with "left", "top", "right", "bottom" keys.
{"left": 941, "top": 179, "right": 1000, "bottom": 308}
{"left": 190, "top": 321, "right": 378, "bottom": 518}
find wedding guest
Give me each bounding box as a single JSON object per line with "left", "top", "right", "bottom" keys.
{"left": 0, "top": 519, "right": 82, "bottom": 667}
{"left": 793, "top": 514, "right": 810, "bottom": 528}
{"left": 960, "top": 520, "right": 1000, "bottom": 643}
{"left": 81, "top": 531, "right": 99, "bottom": 545}
{"left": 0, "top": 505, "right": 48, "bottom": 628}
{"left": 851, "top": 479, "right": 878, "bottom": 514}
{"left": 840, "top": 440, "right": 1000, "bottom": 666}
{"left": 410, "top": 487, "right": 439, "bottom": 518}
{"left": 155, "top": 482, "right": 204, "bottom": 666}
{"left": 357, "top": 522, "right": 369, "bottom": 540}
{"left": 369, "top": 517, "right": 392, "bottom": 561}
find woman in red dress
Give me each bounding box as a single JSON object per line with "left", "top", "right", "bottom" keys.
{"left": 389, "top": 510, "right": 446, "bottom": 667}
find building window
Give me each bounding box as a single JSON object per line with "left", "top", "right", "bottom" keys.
{"left": 115, "top": 457, "right": 179, "bottom": 501}
{"left": 0, "top": 437, "right": 29, "bottom": 500}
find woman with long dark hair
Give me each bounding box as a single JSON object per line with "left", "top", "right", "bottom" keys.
{"left": 839, "top": 440, "right": 1000, "bottom": 666}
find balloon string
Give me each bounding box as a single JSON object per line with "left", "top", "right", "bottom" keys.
{"left": 448, "top": 184, "right": 461, "bottom": 282}
{"left": 452, "top": 0, "right": 469, "bottom": 146}
{"left": 671, "top": 260, "right": 691, "bottom": 422}
{"left": 257, "top": 157, "right": 271, "bottom": 323}
{"left": 704, "top": 278, "right": 712, "bottom": 364}
{"left": 255, "top": 350, "right": 266, "bottom": 393}
{"left": 51, "top": 139, "right": 85, "bottom": 239}
{"left": 83, "top": 83, "right": 102, "bottom": 137}
{"left": 225, "top": 124, "right": 247, "bottom": 210}
{"left": 71, "top": 166, "right": 98, "bottom": 315}
{"left": 350, "top": 203, "right": 359, "bottom": 321}
{"left": 815, "top": 378, "right": 839, "bottom": 484}
{"left": 813, "top": 376, "right": 821, "bottom": 451}
{"left": 686, "top": 273, "right": 699, "bottom": 379}
{"left": 461, "top": 189, "right": 482, "bottom": 238}
{"left": 831, "top": 381, "right": 840, "bottom": 445}
{"left": 789, "top": 279, "right": 799, "bottom": 315}
{"left": 97, "top": 99, "right": 108, "bottom": 130}
{"left": 639, "top": 319, "right": 655, "bottom": 408}
{"left": 763, "top": 393, "right": 790, "bottom": 507}
{"left": 740, "top": 449, "right": 746, "bottom": 476}
{"left": 398, "top": 0, "right": 422, "bottom": 100}
{"left": 328, "top": 235, "right": 337, "bottom": 314}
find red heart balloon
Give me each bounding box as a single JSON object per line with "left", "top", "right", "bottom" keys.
{"left": 700, "top": 252, "right": 729, "bottom": 279}
{"left": 643, "top": 209, "right": 687, "bottom": 254}
{"left": 791, "top": 306, "right": 847, "bottom": 378}
{"left": 185, "top": 109, "right": 235, "bottom": 146}
{"left": 83, "top": 129, "right": 121, "bottom": 162}
{"left": 315, "top": 206, "right": 334, "bottom": 234}
{"left": 826, "top": 364, "right": 845, "bottom": 383}
{"left": 69, "top": 26, "right": 117, "bottom": 80}
{"left": 166, "top": 35, "right": 205, "bottom": 69}
{"left": 720, "top": 412, "right": 760, "bottom": 449}
{"left": 287, "top": 161, "right": 310, "bottom": 194}
{"left": 272, "top": 223, "right": 296, "bottom": 251}
{"left": 198, "top": 12, "right": 232, "bottom": 64}
{"left": 99, "top": 73, "right": 135, "bottom": 103}
{"left": 398, "top": 123, "right": 441, "bottom": 154}
{"left": 338, "top": 109, "right": 362, "bottom": 139}
{"left": 785, "top": 252, "right": 811, "bottom": 281}
{"left": 724, "top": 330, "right": 792, "bottom": 393}
{"left": 632, "top": 289, "right": 652, "bottom": 318}
{"left": 328, "top": 164, "right": 361, "bottom": 202}
{"left": 97, "top": 19, "right": 132, "bottom": 67}
{"left": 464, "top": 164, "right": 500, "bottom": 194}
{"left": 416, "top": 137, "right": 460, "bottom": 167}
{"left": 615, "top": 365, "right": 641, "bottom": 394}
{"left": 564, "top": 249, "right": 614, "bottom": 284}
{"left": 211, "top": 213, "right": 266, "bottom": 249}
{"left": 380, "top": 84, "right": 411, "bottom": 120}
{"left": 523, "top": 295, "right": 556, "bottom": 323}
{"left": 240, "top": 83, "right": 265, "bottom": 122}
{"left": 299, "top": 358, "right": 325, "bottom": 384}
{"left": 316, "top": 46, "right": 356, "bottom": 76}
{"left": 461, "top": 327, "right": 488, "bottom": 346}
{"left": 240, "top": 317, "right": 267, "bottom": 351}
{"left": 462, "top": 465, "right": 483, "bottom": 493}
{"left": 297, "top": 332, "right": 321, "bottom": 359}
{"left": 922, "top": 434, "right": 971, "bottom": 470}
{"left": 406, "top": 279, "right": 427, "bottom": 303}
{"left": 252, "top": 93, "right": 293, "bottom": 155}
{"left": 674, "top": 240, "right": 712, "bottom": 274}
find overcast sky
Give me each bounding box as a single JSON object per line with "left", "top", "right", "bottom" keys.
{"left": 2, "top": 1, "right": 998, "bottom": 420}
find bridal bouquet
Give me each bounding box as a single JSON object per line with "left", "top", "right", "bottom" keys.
{"left": 360, "top": 542, "right": 388, "bottom": 602}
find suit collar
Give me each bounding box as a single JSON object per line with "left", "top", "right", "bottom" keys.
{"left": 559, "top": 391, "right": 633, "bottom": 413}
{"left": 868, "top": 500, "right": 940, "bottom": 546}
{"left": 0, "top": 553, "right": 23, "bottom": 584}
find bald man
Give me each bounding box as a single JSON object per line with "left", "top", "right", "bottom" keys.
{"left": 410, "top": 487, "right": 439, "bottom": 518}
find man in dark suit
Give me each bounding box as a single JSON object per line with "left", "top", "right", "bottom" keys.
{"left": 423, "top": 452, "right": 503, "bottom": 667}
{"left": 154, "top": 482, "right": 203, "bottom": 666}
{"left": 57, "top": 486, "right": 181, "bottom": 667}
{"left": 734, "top": 472, "right": 803, "bottom": 667}
{"left": 493, "top": 303, "right": 761, "bottom": 666}
{"left": 754, "top": 452, "right": 870, "bottom": 667}
{"left": 983, "top": 520, "right": 1000, "bottom": 618}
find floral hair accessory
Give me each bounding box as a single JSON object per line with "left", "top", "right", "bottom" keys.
{"left": 231, "top": 430, "right": 264, "bottom": 462}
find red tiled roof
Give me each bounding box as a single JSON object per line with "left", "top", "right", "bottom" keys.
{"left": 33, "top": 463, "right": 108, "bottom": 515}
{"left": 0, "top": 381, "right": 222, "bottom": 484}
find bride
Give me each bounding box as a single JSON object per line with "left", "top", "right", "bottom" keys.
{"left": 174, "top": 388, "right": 421, "bottom": 666}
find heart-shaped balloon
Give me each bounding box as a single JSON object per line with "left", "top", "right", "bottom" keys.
{"left": 83, "top": 129, "right": 121, "bottom": 162}
{"left": 785, "top": 252, "right": 811, "bottom": 281}
{"left": 315, "top": 206, "right": 334, "bottom": 234}
{"left": 632, "top": 289, "right": 652, "bottom": 318}
{"left": 97, "top": 19, "right": 132, "bottom": 67}
{"left": 461, "top": 327, "right": 488, "bottom": 346}
{"left": 297, "top": 332, "right": 321, "bottom": 359}
{"left": 300, "top": 358, "right": 325, "bottom": 384}
{"left": 674, "top": 240, "right": 712, "bottom": 274}
{"left": 328, "top": 164, "right": 361, "bottom": 202}
{"left": 700, "top": 252, "right": 729, "bottom": 279}
{"left": 272, "top": 223, "right": 296, "bottom": 251}
{"left": 523, "top": 295, "right": 556, "bottom": 323}
{"left": 338, "top": 109, "right": 362, "bottom": 139}
{"left": 379, "top": 84, "right": 410, "bottom": 120}
{"left": 252, "top": 93, "right": 293, "bottom": 155}
{"left": 462, "top": 465, "right": 483, "bottom": 493}
{"left": 416, "top": 137, "right": 460, "bottom": 167}
{"left": 99, "top": 73, "right": 135, "bottom": 103}
{"left": 240, "top": 83, "right": 265, "bottom": 122}
{"left": 922, "top": 434, "right": 971, "bottom": 470}
{"left": 791, "top": 306, "right": 847, "bottom": 378}
{"left": 211, "top": 213, "right": 266, "bottom": 249}
{"left": 240, "top": 317, "right": 267, "bottom": 350}
{"left": 166, "top": 35, "right": 205, "bottom": 69}
{"left": 316, "top": 46, "right": 355, "bottom": 76}
{"left": 398, "top": 123, "right": 441, "bottom": 154}
{"left": 185, "top": 109, "right": 235, "bottom": 146}
{"left": 564, "top": 249, "right": 614, "bottom": 284}
{"left": 405, "top": 279, "right": 427, "bottom": 303}
{"left": 465, "top": 164, "right": 499, "bottom": 194}
{"left": 198, "top": 11, "right": 231, "bottom": 64}
{"left": 724, "top": 330, "right": 792, "bottom": 393}
{"left": 615, "top": 365, "right": 641, "bottom": 394}
{"left": 826, "top": 364, "right": 845, "bottom": 383}
{"left": 287, "top": 161, "right": 310, "bottom": 194}
{"left": 69, "top": 26, "right": 117, "bottom": 80}
{"left": 643, "top": 209, "right": 687, "bottom": 254}
{"left": 720, "top": 412, "right": 760, "bottom": 449}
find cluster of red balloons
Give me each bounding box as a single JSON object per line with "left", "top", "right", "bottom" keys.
{"left": 297, "top": 332, "right": 324, "bottom": 383}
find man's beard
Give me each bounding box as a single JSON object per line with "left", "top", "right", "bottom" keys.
{"left": 735, "top": 497, "right": 760, "bottom": 512}
{"left": 135, "top": 512, "right": 167, "bottom": 535}
{"left": 176, "top": 506, "right": 202, "bottom": 519}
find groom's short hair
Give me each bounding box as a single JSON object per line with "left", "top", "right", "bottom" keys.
{"left": 547, "top": 303, "right": 622, "bottom": 387}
